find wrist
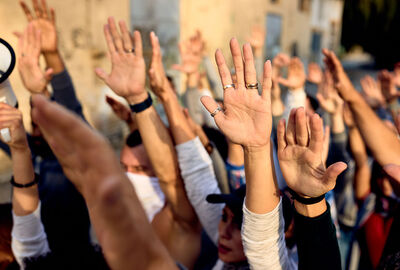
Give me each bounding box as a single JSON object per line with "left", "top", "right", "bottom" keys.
{"left": 294, "top": 198, "right": 327, "bottom": 218}
{"left": 243, "top": 143, "right": 270, "bottom": 154}
{"left": 126, "top": 91, "right": 149, "bottom": 105}
{"left": 10, "top": 144, "right": 31, "bottom": 155}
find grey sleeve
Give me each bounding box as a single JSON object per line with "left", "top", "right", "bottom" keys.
{"left": 183, "top": 87, "right": 204, "bottom": 126}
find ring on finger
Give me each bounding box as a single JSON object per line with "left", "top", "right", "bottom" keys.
{"left": 210, "top": 107, "right": 223, "bottom": 117}
{"left": 126, "top": 48, "right": 135, "bottom": 53}
{"left": 223, "top": 84, "right": 235, "bottom": 90}
{"left": 246, "top": 83, "right": 259, "bottom": 89}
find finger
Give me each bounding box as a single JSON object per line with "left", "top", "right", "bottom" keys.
{"left": 215, "top": 49, "right": 233, "bottom": 89}
{"left": 277, "top": 118, "right": 287, "bottom": 152}
{"left": 20, "top": 1, "right": 34, "bottom": 21}
{"left": 34, "top": 27, "right": 41, "bottom": 56}
{"left": 132, "top": 31, "right": 143, "bottom": 57}
{"left": 108, "top": 17, "right": 124, "bottom": 53}
{"left": 49, "top": 8, "right": 55, "bottom": 23}
{"left": 286, "top": 108, "right": 297, "bottom": 145}
{"left": 103, "top": 24, "right": 116, "bottom": 55}
{"left": 262, "top": 60, "right": 272, "bottom": 101}
{"left": 32, "top": 0, "right": 42, "bottom": 18}
{"left": 118, "top": 20, "right": 134, "bottom": 52}
{"left": 295, "top": 107, "right": 308, "bottom": 147}
{"left": 309, "top": 113, "right": 324, "bottom": 153}
{"left": 324, "top": 162, "right": 347, "bottom": 185}
{"left": 277, "top": 76, "right": 290, "bottom": 88}
{"left": 150, "top": 32, "right": 161, "bottom": 61}
{"left": 13, "top": 31, "right": 23, "bottom": 39}
{"left": 242, "top": 43, "right": 257, "bottom": 87}
{"left": 27, "top": 23, "right": 34, "bottom": 54}
{"left": 230, "top": 38, "right": 245, "bottom": 88}
{"left": 200, "top": 96, "right": 225, "bottom": 125}
{"left": 95, "top": 67, "right": 109, "bottom": 82}
{"left": 40, "top": 0, "right": 49, "bottom": 19}
{"left": 44, "top": 68, "right": 53, "bottom": 81}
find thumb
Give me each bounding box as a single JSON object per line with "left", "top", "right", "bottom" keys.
{"left": 44, "top": 68, "right": 54, "bottom": 82}
{"left": 95, "top": 68, "right": 109, "bottom": 82}
{"left": 325, "top": 162, "right": 347, "bottom": 184}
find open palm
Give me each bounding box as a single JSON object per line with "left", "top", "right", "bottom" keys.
{"left": 277, "top": 108, "right": 347, "bottom": 197}
{"left": 95, "top": 18, "right": 146, "bottom": 103}
{"left": 201, "top": 38, "right": 272, "bottom": 148}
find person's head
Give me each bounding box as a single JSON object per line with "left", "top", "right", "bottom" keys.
{"left": 206, "top": 186, "right": 246, "bottom": 263}
{"left": 120, "top": 130, "right": 155, "bottom": 177}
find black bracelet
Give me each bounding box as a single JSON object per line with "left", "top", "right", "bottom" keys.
{"left": 288, "top": 188, "right": 325, "bottom": 205}
{"left": 10, "top": 174, "right": 39, "bottom": 188}
{"left": 129, "top": 93, "right": 153, "bottom": 113}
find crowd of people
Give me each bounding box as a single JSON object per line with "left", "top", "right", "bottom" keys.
{"left": 0, "top": 0, "right": 399, "bottom": 269}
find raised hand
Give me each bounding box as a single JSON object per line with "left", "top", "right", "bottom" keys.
{"left": 277, "top": 108, "right": 347, "bottom": 197}
{"left": 148, "top": 32, "right": 172, "bottom": 101}
{"left": 19, "top": 0, "right": 57, "bottom": 54}
{"left": 18, "top": 23, "right": 53, "bottom": 94}
{"left": 247, "top": 26, "right": 265, "bottom": 57}
{"left": 278, "top": 57, "right": 306, "bottom": 90}
{"left": 316, "top": 71, "right": 344, "bottom": 114}
{"left": 323, "top": 49, "right": 358, "bottom": 102}
{"left": 360, "top": 75, "right": 385, "bottom": 108}
{"left": 172, "top": 40, "right": 202, "bottom": 75}
{"left": 95, "top": 17, "right": 146, "bottom": 104}
{"left": 307, "top": 63, "right": 323, "bottom": 85}
{"left": 378, "top": 70, "right": 399, "bottom": 103}
{"left": 201, "top": 38, "right": 272, "bottom": 149}
{"left": 105, "top": 95, "right": 135, "bottom": 128}
{"left": 189, "top": 30, "right": 206, "bottom": 57}
{"left": 0, "top": 103, "right": 28, "bottom": 150}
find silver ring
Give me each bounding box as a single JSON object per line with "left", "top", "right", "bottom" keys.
{"left": 246, "top": 83, "right": 259, "bottom": 89}
{"left": 210, "top": 107, "right": 223, "bottom": 117}
{"left": 126, "top": 48, "right": 135, "bottom": 53}
{"left": 223, "top": 84, "right": 235, "bottom": 90}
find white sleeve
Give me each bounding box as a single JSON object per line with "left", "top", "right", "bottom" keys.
{"left": 283, "top": 88, "right": 306, "bottom": 122}
{"left": 176, "top": 137, "right": 223, "bottom": 245}
{"left": 12, "top": 202, "right": 50, "bottom": 269}
{"left": 242, "top": 198, "right": 297, "bottom": 270}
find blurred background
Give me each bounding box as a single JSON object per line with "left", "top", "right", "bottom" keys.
{"left": 0, "top": 0, "right": 399, "bottom": 198}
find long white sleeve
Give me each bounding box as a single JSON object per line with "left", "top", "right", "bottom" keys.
{"left": 242, "top": 198, "right": 297, "bottom": 270}
{"left": 12, "top": 202, "right": 50, "bottom": 269}
{"left": 176, "top": 137, "right": 223, "bottom": 245}
{"left": 283, "top": 89, "right": 306, "bottom": 121}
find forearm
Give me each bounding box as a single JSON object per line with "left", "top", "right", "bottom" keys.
{"left": 244, "top": 144, "right": 280, "bottom": 214}
{"left": 161, "top": 89, "right": 196, "bottom": 144}
{"left": 43, "top": 51, "right": 65, "bottom": 74}
{"left": 349, "top": 94, "right": 400, "bottom": 165}
{"left": 227, "top": 141, "right": 244, "bottom": 166}
{"left": 294, "top": 200, "right": 342, "bottom": 270}
{"left": 330, "top": 113, "right": 345, "bottom": 134}
{"left": 134, "top": 104, "right": 180, "bottom": 183}
{"left": 242, "top": 198, "right": 296, "bottom": 270}
{"left": 11, "top": 147, "right": 38, "bottom": 216}
{"left": 271, "top": 97, "right": 284, "bottom": 117}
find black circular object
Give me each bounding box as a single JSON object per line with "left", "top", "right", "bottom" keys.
{"left": 0, "top": 38, "right": 16, "bottom": 84}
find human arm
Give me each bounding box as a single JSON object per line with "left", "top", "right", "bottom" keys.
{"left": 343, "top": 105, "right": 371, "bottom": 200}
{"left": 323, "top": 49, "right": 400, "bottom": 166}
{"left": 31, "top": 94, "right": 177, "bottom": 270}
{"left": 0, "top": 103, "right": 49, "bottom": 268}
{"left": 19, "top": 0, "right": 64, "bottom": 73}
{"left": 276, "top": 107, "right": 346, "bottom": 269}
{"left": 247, "top": 25, "right": 265, "bottom": 83}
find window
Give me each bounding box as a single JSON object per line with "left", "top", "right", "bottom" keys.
{"left": 265, "top": 14, "right": 282, "bottom": 59}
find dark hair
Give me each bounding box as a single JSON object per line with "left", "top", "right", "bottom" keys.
{"left": 126, "top": 130, "right": 142, "bottom": 148}
{"left": 24, "top": 245, "right": 109, "bottom": 270}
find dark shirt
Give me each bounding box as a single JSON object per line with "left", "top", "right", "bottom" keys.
{"left": 294, "top": 202, "right": 342, "bottom": 270}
